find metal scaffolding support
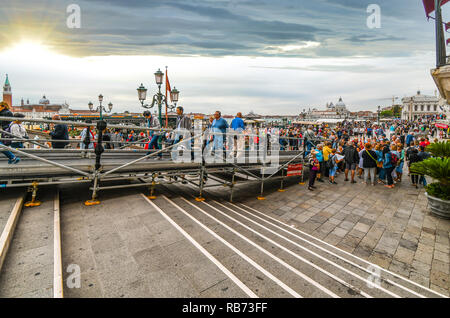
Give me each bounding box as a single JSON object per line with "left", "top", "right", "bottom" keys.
{"left": 1, "top": 117, "right": 309, "bottom": 204}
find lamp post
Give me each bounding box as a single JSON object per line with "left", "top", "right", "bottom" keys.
{"left": 377, "top": 106, "right": 381, "bottom": 125}
{"left": 137, "top": 69, "right": 180, "bottom": 127}
{"left": 88, "top": 94, "right": 113, "bottom": 120}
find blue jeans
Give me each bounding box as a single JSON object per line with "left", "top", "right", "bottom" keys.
{"left": 0, "top": 142, "right": 15, "bottom": 160}
{"left": 212, "top": 136, "right": 225, "bottom": 152}
{"left": 329, "top": 166, "right": 337, "bottom": 177}
{"left": 379, "top": 167, "right": 386, "bottom": 180}
{"left": 419, "top": 175, "right": 427, "bottom": 186}
{"left": 146, "top": 135, "right": 162, "bottom": 158}
{"left": 10, "top": 142, "right": 24, "bottom": 149}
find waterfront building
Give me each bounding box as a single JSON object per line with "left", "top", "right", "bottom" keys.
{"left": 12, "top": 95, "right": 71, "bottom": 119}
{"left": 401, "top": 91, "right": 447, "bottom": 120}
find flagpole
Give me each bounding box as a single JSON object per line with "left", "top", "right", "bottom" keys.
{"left": 436, "top": 0, "right": 447, "bottom": 67}
{"left": 165, "top": 66, "right": 169, "bottom": 128}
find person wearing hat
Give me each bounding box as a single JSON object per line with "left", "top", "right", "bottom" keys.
{"left": 0, "top": 101, "right": 20, "bottom": 164}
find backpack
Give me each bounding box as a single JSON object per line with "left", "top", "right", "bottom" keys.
{"left": 1, "top": 124, "right": 12, "bottom": 146}
{"left": 305, "top": 153, "right": 313, "bottom": 166}
{"left": 390, "top": 152, "right": 399, "bottom": 166}
{"left": 327, "top": 155, "right": 335, "bottom": 169}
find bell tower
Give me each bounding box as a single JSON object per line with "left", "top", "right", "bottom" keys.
{"left": 3, "top": 74, "right": 12, "bottom": 107}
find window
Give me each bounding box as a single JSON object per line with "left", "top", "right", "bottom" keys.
{"left": 427, "top": 105, "right": 430, "bottom": 111}
{"left": 420, "top": 105, "right": 424, "bottom": 111}
{"left": 414, "top": 105, "right": 418, "bottom": 111}
{"left": 434, "top": 104, "right": 437, "bottom": 111}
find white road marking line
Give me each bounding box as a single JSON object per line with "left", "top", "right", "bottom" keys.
{"left": 140, "top": 194, "right": 257, "bottom": 298}
{"left": 0, "top": 194, "right": 25, "bottom": 272}
{"left": 53, "top": 189, "right": 63, "bottom": 298}
{"left": 237, "top": 202, "right": 445, "bottom": 298}
{"left": 208, "top": 200, "right": 374, "bottom": 298}
{"left": 160, "top": 194, "right": 302, "bottom": 298}
{"left": 177, "top": 196, "right": 338, "bottom": 298}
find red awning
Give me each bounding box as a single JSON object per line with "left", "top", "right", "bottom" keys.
{"left": 435, "top": 123, "right": 449, "bottom": 129}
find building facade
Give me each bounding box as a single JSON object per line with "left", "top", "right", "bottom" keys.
{"left": 401, "top": 91, "right": 447, "bottom": 120}
{"left": 303, "top": 97, "right": 351, "bottom": 120}
{"left": 12, "top": 95, "right": 71, "bottom": 118}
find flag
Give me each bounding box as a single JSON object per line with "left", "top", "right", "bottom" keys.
{"left": 423, "top": 0, "right": 450, "bottom": 18}
{"left": 446, "top": 38, "right": 450, "bottom": 45}
{"left": 446, "top": 22, "right": 450, "bottom": 31}
{"left": 165, "top": 67, "right": 172, "bottom": 102}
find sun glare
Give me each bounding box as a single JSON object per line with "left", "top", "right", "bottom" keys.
{"left": 2, "top": 41, "right": 62, "bottom": 62}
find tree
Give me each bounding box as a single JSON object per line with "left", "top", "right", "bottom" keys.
{"left": 392, "top": 105, "right": 402, "bottom": 117}
{"left": 380, "top": 110, "right": 393, "bottom": 117}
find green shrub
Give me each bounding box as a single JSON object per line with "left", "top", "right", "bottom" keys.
{"left": 425, "top": 183, "right": 450, "bottom": 201}
{"left": 425, "top": 141, "right": 450, "bottom": 158}
{"left": 410, "top": 157, "right": 450, "bottom": 200}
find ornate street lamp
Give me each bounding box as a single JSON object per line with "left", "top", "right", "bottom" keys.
{"left": 88, "top": 94, "right": 113, "bottom": 120}
{"left": 154, "top": 69, "right": 164, "bottom": 85}
{"left": 170, "top": 87, "right": 179, "bottom": 105}
{"left": 137, "top": 69, "right": 180, "bottom": 127}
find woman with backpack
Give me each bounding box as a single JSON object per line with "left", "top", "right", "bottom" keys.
{"left": 328, "top": 149, "right": 339, "bottom": 185}
{"left": 362, "top": 143, "right": 378, "bottom": 186}
{"left": 383, "top": 145, "right": 395, "bottom": 188}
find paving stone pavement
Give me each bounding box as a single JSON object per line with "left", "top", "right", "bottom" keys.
{"left": 1, "top": 170, "right": 448, "bottom": 298}
{"left": 236, "top": 174, "right": 450, "bottom": 296}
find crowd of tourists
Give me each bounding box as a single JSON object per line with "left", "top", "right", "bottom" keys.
{"left": 304, "top": 120, "right": 443, "bottom": 191}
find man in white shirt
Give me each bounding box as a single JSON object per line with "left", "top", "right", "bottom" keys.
{"left": 9, "top": 113, "right": 28, "bottom": 148}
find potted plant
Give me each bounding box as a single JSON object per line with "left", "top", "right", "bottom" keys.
{"left": 410, "top": 141, "right": 450, "bottom": 219}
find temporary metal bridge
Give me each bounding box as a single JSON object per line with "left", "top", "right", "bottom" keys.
{"left": 0, "top": 117, "right": 308, "bottom": 206}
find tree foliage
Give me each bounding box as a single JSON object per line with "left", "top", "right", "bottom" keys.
{"left": 425, "top": 141, "right": 450, "bottom": 158}
{"left": 380, "top": 110, "right": 393, "bottom": 118}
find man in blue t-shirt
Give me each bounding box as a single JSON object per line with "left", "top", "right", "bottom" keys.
{"left": 231, "top": 112, "right": 245, "bottom": 131}
{"left": 406, "top": 132, "right": 414, "bottom": 147}
{"left": 211, "top": 110, "right": 229, "bottom": 152}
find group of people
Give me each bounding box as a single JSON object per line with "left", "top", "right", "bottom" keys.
{"left": 305, "top": 121, "right": 439, "bottom": 191}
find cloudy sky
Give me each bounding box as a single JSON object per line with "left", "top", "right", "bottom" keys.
{"left": 0, "top": 0, "right": 447, "bottom": 115}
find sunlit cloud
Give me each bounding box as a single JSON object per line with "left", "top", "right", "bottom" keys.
{"left": 0, "top": 0, "right": 445, "bottom": 115}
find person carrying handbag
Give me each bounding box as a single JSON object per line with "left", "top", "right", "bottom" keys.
{"left": 308, "top": 150, "right": 320, "bottom": 191}
{"left": 362, "top": 143, "right": 378, "bottom": 186}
